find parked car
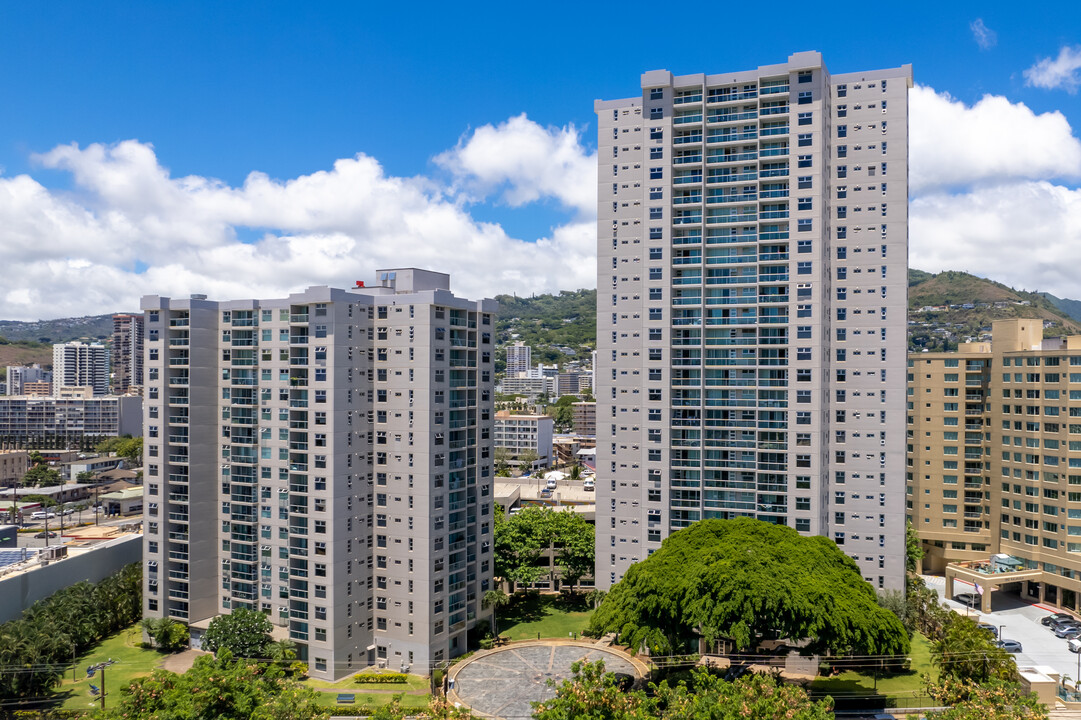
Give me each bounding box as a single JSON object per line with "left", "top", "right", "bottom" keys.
{"left": 953, "top": 592, "right": 979, "bottom": 606}
{"left": 995, "top": 640, "right": 1023, "bottom": 653}
{"left": 30, "top": 511, "right": 55, "bottom": 520}
{"left": 1057, "top": 626, "right": 1081, "bottom": 640}
{"left": 1069, "top": 638, "right": 1081, "bottom": 654}
{"left": 582, "top": 479, "right": 595, "bottom": 491}
{"left": 1043, "top": 613, "right": 1074, "bottom": 626}
{"left": 1051, "top": 618, "right": 1081, "bottom": 633}
{"left": 977, "top": 623, "right": 998, "bottom": 638}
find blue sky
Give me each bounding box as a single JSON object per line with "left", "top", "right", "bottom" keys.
{"left": 1, "top": 1, "right": 1080, "bottom": 318}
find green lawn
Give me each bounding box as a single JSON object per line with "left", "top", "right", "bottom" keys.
{"left": 498, "top": 593, "right": 595, "bottom": 641}
{"left": 810, "top": 633, "right": 935, "bottom": 697}
{"left": 54, "top": 626, "right": 170, "bottom": 711}
{"left": 305, "top": 672, "right": 430, "bottom": 692}
{"left": 312, "top": 689, "right": 430, "bottom": 709}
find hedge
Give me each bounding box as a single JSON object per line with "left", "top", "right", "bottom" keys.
{"left": 354, "top": 672, "right": 408, "bottom": 684}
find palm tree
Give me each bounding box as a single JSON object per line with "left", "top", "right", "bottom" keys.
{"left": 482, "top": 589, "right": 510, "bottom": 639}
{"left": 267, "top": 639, "right": 298, "bottom": 664}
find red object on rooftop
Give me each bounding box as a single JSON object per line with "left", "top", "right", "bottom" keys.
{"left": 355, "top": 281, "right": 365, "bottom": 287}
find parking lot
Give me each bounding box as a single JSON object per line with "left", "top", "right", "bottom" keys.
{"left": 924, "top": 575, "right": 1081, "bottom": 679}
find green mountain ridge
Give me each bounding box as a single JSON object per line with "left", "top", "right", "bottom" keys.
{"left": 907, "top": 269, "right": 1081, "bottom": 352}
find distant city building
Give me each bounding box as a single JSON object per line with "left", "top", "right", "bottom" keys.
{"left": 0, "top": 451, "right": 29, "bottom": 488}
{"left": 505, "top": 341, "right": 531, "bottom": 377}
{"left": 53, "top": 342, "right": 109, "bottom": 396}
{"left": 0, "top": 396, "right": 142, "bottom": 443}
{"left": 6, "top": 364, "right": 51, "bottom": 396}
{"left": 555, "top": 372, "right": 593, "bottom": 397}
{"left": 112, "top": 313, "right": 145, "bottom": 393}
{"left": 571, "top": 402, "right": 596, "bottom": 437}
{"left": 500, "top": 373, "right": 549, "bottom": 398}
{"left": 494, "top": 411, "right": 554, "bottom": 470}
{"left": 141, "top": 270, "right": 496, "bottom": 679}
{"left": 20, "top": 382, "right": 53, "bottom": 397}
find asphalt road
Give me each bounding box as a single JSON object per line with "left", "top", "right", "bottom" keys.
{"left": 924, "top": 575, "right": 1080, "bottom": 680}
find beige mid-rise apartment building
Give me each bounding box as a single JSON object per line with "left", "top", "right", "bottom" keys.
{"left": 572, "top": 401, "right": 597, "bottom": 437}
{"left": 595, "top": 52, "right": 912, "bottom": 591}
{"left": 493, "top": 411, "right": 554, "bottom": 470}
{"left": 141, "top": 269, "right": 496, "bottom": 679}
{"left": 909, "top": 319, "right": 1081, "bottom": 612}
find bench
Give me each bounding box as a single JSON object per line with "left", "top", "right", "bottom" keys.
{"left": 336, "top": 693, "right": 355, "bottom": 704}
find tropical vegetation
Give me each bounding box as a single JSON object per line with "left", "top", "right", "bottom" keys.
{"left": 0, "top": 563, "right": 141, "bottom": 701}
{"left": 493, "top": 505, "right": 595, "bottom": 591}
{"left": 201, "top": 607, "right": 274, "bottom": 658}
{"left": 98, "top": 649, "right": 326, "bottom": 720}
{"left": 588, "top": 518, "right": 909, "bottom": 658}
{"left": 533, "top": 660, "right": 834, "bottom": 720}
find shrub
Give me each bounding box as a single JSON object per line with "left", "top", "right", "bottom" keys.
{"left": 354, "top": 672, "right": 408, "bottom": 684}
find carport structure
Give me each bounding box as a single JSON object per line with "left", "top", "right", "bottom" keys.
{"left": 945, "top": 556, "right": 1042, "bottom": 613}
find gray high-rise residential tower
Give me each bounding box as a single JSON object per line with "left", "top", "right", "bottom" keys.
{"left": 141, "top": 269, "right": 497, "bottom": 679}
{"left": 595, "top": 52, "right": 912, "bottom": 592}
{"left": 53, "top": 341, "right": 109, "bottom": 396}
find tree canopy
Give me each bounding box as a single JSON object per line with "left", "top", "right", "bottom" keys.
{"left": 532, "top": 660, "right": 834, "bottom": 720}
{"left": 924, "top": 679, "right": 1046, "bottom": 720}
{"left": 22, "top": 463, "right": 62, "bottom": 487}
{"left": 930, "top": 615, "right": 1017, "bottom": 687}
{"left": 493, "top": 506, "right": 595, "bottom": 591}
{"left": 588, "top": 518, "right": 909, "bottom": 657}
{"left": 202, "top": 607, "right": 273, "bottom": 658}
{"left": 101, "top": 649, "right": 326, "bottom": 720}
{"left": 0, "top": 564, "right": 141, "bottom": 701}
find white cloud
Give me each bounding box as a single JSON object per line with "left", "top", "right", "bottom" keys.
{"left": 435, "top": 114, "right": 597, "bottom": 215}
{"left": 1024, "top": 45, "right": 1081, "bottom": 92}
{"left": 8, "top": 83, "right": 1081, "bottom": 320}
{"left": 911, "top": 181, "right": 1081, "bottom": 297}
{"left": 909, "top": 85, "right": 1081, "bottom": 191}
{"left": 970, "top": 19, "right": 997, "bottom": 50}
{"left": 0, "top": 117, "right": 599, "bottom": 320}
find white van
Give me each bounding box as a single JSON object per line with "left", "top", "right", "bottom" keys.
{"left": 583, "top": 479, "right": 595, "bottom": 491}
{"left": 546, "top": 477, "right": 558, "bottom": 490}
{"left": 1069, "top": 637, "right": 1081, "bottom": 654}
{"left": 31, "top": 510, "right": 56, "bottom": 520}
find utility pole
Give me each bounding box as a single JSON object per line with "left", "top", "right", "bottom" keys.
{"left": 87, "top": 659, "right": 116, "bottom": 711}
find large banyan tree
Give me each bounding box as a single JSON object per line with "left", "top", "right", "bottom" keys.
{"left": 589, "top": 518, "right": 909, "bottom": 658}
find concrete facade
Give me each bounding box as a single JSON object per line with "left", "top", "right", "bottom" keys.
{"left": 6, "top": 365, "right": 51, "bottom": 396}
{"left": 571, "top": 402, "right": 597, "bottom": 437}
{"left": 493, "top": 412, "right": 554, "bottom": 469}
{"left": 909, "top": 319, "right": 1081, "bottom": 613}
{"left": 53, "top": 342, "right": 109, "bottom": 397}
{"left": 595, "top": 52, "right": 912, "bottom": 591}
{"left": 141, "top": 269, "right": 496, "bottom": 679}
{"left": 0, "top": 396, "right": 142, "bottom": 442}
{"left": 0, "top": 535, "right": 141, "bottom": 623}
{"left": 505, "top": 342, "right": 531, "bottom": 377}
{"left": 112, "top": 313, "right": 145, "bottom": 393}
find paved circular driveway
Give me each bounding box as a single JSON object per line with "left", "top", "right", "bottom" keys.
{"left": 449, "top": 641, "right": 644, "bottom": 719}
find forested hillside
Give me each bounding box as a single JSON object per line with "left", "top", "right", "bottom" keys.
{"left": 494, "top": 289, "right": 596, "bottom": 370}
{"left": 907, "top": 269, "right": 1081, "bottom": 351}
